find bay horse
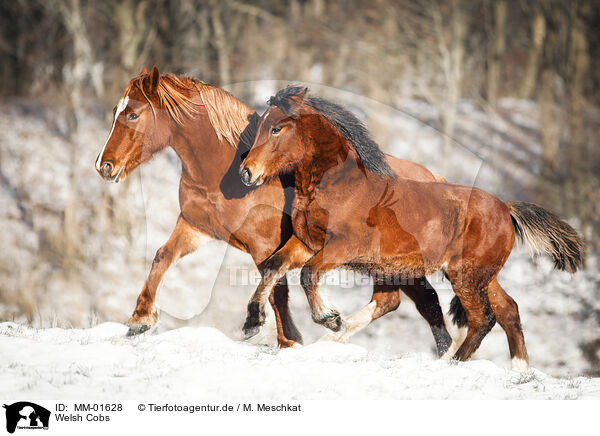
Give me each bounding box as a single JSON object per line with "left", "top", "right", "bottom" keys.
{"left": 239, "top": 86, "right": 585, "bottom": 370}
{"left": 95, "top": 67, "right": 454, "bottom": 354}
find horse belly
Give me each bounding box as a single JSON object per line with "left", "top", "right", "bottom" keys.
{"left": 345, "top": 217, "right": 450, "bottom": 278}
{"left": 344, "top": 253, "right": 439, "bottom": 279}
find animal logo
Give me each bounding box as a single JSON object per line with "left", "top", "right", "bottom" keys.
{"left": 3, "top": 402, "right": 50, "bottom": 433}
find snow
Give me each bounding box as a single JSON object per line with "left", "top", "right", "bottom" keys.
{"left": 2, "top": 322, "right": 599, "bottom": 400}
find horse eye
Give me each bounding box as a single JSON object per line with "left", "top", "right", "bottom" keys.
{"left": 128, "top": 113, "right": 139, "bottom": 121}
{"left": 270, "top": 127, "right": 281, "bottom": 135}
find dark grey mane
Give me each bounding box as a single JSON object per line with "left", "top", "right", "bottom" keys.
{"left": 268, "top": 86, "right": 396, "bottom": 178}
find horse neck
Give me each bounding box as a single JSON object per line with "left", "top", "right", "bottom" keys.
{"left": 294, "top": 112, "right": 359, "bottom": 196}
{"left": 168, "top": 110, "right": 240, "bottom": 186}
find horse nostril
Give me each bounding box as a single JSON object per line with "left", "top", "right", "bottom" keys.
{"left": 101, "top": 162, "right": 113, "bottom": 177}
{"left": 240, "top": 167, "right": 252, "bottom": 186}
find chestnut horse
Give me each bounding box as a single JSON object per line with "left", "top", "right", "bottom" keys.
{"left": 240, "top": 86, "right": 585, "bottom": 370}
{"left": 95, "top": 67, "right": 454, "bottom": 354}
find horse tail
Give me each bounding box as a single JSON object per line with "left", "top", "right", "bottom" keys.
{"left": 448, "top": 201, "right": 584, "bottom": 328}
{"left": 508, "top": 202, "right": 585, "bottom": 273}
{"left": 448, "top": 296, "right": 468, "bottom": 328}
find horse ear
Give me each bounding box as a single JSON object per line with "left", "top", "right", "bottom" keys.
{"left": 143, "top": 65, "right": 161, "bottom": 94}
{"left": 296, "top": 87, "right": 308, "bottom": 102}
{"left": 289, "top": 87, "right": 308, "bottom": 109}
{"left": 150, "top": 66, "right": 160, "bottom": 90}
{"left": 140, "top": 67, "right": 149, "bottom": 75}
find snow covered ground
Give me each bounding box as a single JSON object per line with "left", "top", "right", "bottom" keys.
{"left": 2, "top": 322, "right": 600, "bottom": 400}
{"left": 1, "top": 90, "right": 599, "bottom": 400}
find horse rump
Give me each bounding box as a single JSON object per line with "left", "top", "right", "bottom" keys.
{"left": 448, "top": 201, "right": 585, "bottom": 328}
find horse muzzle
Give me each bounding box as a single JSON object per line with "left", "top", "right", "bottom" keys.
{"left": 100, "top": 161, "right": 113, "bottom": 178}
{"left": 239, "top": 165, "right": 262, "bottom": 187}
{"left": 98, "top": 161, "right": 125, "bottom": 183}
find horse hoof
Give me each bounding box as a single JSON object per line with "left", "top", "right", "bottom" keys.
{"left": 243, "top": 325, "right": 262, "bottom": 340}
{"left": 278, "top": 339, "right": 301, "bottom": 349}
{"left": 126, "top": 323, "right": 153, "bottom": 337}
{"left": 321, "top": 311, "right": 346, "bottom": 333}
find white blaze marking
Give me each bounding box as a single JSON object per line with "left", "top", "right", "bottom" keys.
{"left": 95, "top": 96, "right": 129, "bottom": 171}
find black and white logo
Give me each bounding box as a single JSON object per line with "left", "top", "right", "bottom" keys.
{"left": 3, "top": 402, "right": 50, "bottom": 433}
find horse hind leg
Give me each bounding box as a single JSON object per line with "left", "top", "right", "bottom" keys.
{"left": 400, "top": 277, "right": 453, "bottom": 357}
{"left": 451, "top": 296, "right": 495, "bottom": 361}
{"left": 268, "top": 275, "right": 304, "bottom": 348}
{"left": 487, "top": 278, "right": 530, "bottom": 371}
{"left": 446, "top": 267, "right": 496, "bottom": 361}
{"left": 319, "top": 280, "right": 401, "bottom": 343}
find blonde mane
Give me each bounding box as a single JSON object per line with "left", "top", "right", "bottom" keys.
{"left": 126, "top": 73, "right": 252, "bottom": 147}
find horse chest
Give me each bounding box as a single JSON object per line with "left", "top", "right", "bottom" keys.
{"left": 292, "top": 195, "right": 329, "bottom": 251}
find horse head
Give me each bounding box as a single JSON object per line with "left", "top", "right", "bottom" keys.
{"left": 95, "top": 66, "right": 172, "bottom": 183}
{"left": 240, "top": 86, "right": 309, "bottom": 187}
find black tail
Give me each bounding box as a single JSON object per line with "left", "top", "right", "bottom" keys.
{"left": 449, "top": 202, "right": 585, "bottom": 328}
{"left": 448, "top": 296, "right": 468, "bottom": 328}
{"left": 508, "top": 202, "right": 585, "bottom": 273}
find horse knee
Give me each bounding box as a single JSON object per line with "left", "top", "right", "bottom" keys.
{"left": 153, "top": 246, "right": 172, "bottom": 264}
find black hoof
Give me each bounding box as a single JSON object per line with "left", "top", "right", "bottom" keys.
{"left": 243, "top": 325, "right": 262, "bottom": 340}
{"left": 317, "top": 311, "right": 346, "bottom": 332}
{"left": 126, "top": 323, "right": 153, "bottom": 337}
{"left": 243, "top": 302, "right": 265, "bottom": 340}
{"left": 243, "top": 316, "right": 264, "bottom": 339}
{"left": 243, "top": 311, "right": 265, "bottom": 339}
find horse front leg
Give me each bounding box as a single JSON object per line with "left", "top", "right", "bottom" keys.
{"left": 127, "top": 215, "right": 210, "bottom": 336}
{"left": 300, "top": 247, "right": 348, "bottom": 332}
{"left": 243, "top": 236, "right": 312, "bottom": 340}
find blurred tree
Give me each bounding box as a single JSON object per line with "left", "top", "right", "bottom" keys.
{"left": 520, "top": 1, "right": 547, "bottom": 99}
{"left": 486, "top": 0, "right": 506, "bottom": 107}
